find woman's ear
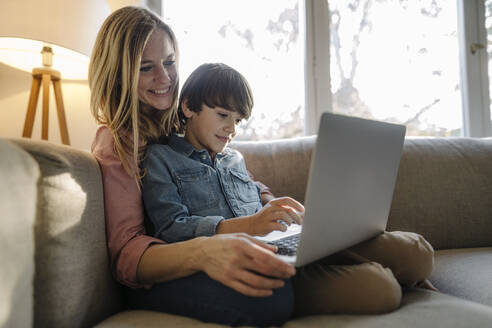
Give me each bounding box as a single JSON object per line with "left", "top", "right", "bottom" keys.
{"left": 181, "top": 100, "right": 194, "bottom": 119}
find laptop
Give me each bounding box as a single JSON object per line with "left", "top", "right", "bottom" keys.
{"left": 255, "top": 112, "right": 406, "bottom": 267}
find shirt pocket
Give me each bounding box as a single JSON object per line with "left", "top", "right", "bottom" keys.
{"left": 174, "top": 167, "right": 218, "bottom": 212}
{"left": 229, "top": 169, "right": 261, "bottom": 204}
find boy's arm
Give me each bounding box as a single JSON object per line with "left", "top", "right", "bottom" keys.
{"left": 142, "top": 148, "right": 225, "bottom": 243}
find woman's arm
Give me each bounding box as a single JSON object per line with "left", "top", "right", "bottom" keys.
{"left": 92, "top": 126, "right": 166, "bottom": 288}
{"left": 138, "top": 233, "right": 296, "bottom": 297}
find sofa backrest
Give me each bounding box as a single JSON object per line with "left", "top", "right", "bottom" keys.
{"left": 231, "top": 136, "right": 315, "bottom": 205}
{"left": 9, "top": 138, "right": 122, "bottom": 328}
{"left": 231, "top": 137, "right": 492, "bottom": 251}
{"left": 388, "top": 137, "right": 492, "bottom": 250}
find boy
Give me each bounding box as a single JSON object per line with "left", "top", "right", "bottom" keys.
{"left": 141, "top": 63, "right": 436, "bottom": 316}
{"left": 142, "top": 63, "right": 303, "bottom": 243}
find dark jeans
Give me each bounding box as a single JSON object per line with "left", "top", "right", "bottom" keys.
{"left": 124, "top": 272, "right": 294, "bottom": 327}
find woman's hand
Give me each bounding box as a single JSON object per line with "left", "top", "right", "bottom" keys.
{"left": 248, "top": 197, "right": 304, "bottom": 236}
{"left": 194, "top": 233, "right": 296, "bottom": 297}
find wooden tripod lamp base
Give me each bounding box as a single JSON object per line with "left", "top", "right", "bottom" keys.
{"left": 22, "top": 67, "right": 70, "bottom": 145}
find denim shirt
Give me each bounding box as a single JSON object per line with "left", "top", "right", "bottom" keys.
{"left": 142, "top": 134, "right": 263, "bottom": 243}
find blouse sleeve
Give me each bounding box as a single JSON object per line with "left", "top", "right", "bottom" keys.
{"left": 91, "top": 126, "right": 165, "bottom": 288}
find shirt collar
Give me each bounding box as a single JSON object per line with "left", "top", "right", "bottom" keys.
{"left": 168, "top": 133, "right": 229, "bottom": 160}
{"left": 168, "top": 134, "right": 198, "bottom": 157}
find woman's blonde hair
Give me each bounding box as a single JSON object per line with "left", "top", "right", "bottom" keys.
{"left": 89, "top": 6, "right": 179, "bottom": 186}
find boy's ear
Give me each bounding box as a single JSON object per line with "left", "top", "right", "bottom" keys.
{"left": 181, "top": 100, "right": 194, "bottom": 119}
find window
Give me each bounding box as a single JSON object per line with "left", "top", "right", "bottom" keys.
{"left": 161, "top": 0, "right": 304, "bottom": 140}
{"left": 329, "top": 0, "right": 462, "bottom": 136}
{"left": 160, "top": 0, "right": 491, "bottom": 138}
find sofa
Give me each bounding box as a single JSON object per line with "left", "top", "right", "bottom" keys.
{"left": 1, "top": 134, "right": 492, "bottom": 328}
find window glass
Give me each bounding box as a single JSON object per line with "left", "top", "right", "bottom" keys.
{"left": 162, "top": 0, "right": 304, "bottom": 140}
{"left": 330, "top": 0, "right": 462, "bottom": 136}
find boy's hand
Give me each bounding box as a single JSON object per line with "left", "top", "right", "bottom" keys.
{"left": 248, "top": 197, "right": 304, "bottom": 236}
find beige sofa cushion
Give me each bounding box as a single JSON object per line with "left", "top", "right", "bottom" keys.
{"left": 10, "top": 138, "right": 122, "bottom": 328}
{"left": 230, "top": 136, "right": 315, "bottom": 204}
{"left": 0, "top": 139, "right": 38, "bottom": 328}
{"left": 431, "top": 247, "right": 492, "bottom": 307}
{"left": 96, "top": 290, "right": 492, "bottom": 328}
{"left": 388, "top": 138, "right": 492, "bottom": 250}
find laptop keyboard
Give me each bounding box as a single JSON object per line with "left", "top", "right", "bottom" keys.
{"left": 268, "top": 234, "right": 300, "bottom": 256}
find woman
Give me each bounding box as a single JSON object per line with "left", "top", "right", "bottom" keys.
{"left": 89, "top": 5, "right": 436, "bottom": 327}
{"left": 89, "top": 6, "right": 295, "bottom": 327}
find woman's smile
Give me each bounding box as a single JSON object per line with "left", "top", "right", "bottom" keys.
{"left": 149, "top": 87, "right": 171, "bottom": 95}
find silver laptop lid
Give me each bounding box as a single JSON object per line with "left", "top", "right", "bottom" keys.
{"left": 295, "top": 113, "right": 406, "bottom": 267}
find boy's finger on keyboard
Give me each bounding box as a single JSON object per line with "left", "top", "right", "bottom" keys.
{"left": 274, "top": 211, "right": 294, "bottom": 225}
{"left": 271, "top": 221, "right": 287, "bottom": 232}
{"left": 278, "top": 205, "right": 303, "bottom": 225}
{"left": 287, "top": 209, "right": 303, "bottom": 225}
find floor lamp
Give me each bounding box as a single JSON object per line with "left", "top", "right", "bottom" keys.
{"left": 23, "top": 46, "right": 70, "bottom": 145}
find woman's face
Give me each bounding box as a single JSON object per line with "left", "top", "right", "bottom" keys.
{"left": 138, "top": 29, "right": 177, "bottom": 111}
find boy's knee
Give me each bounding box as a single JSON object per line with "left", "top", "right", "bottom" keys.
{"left": 362, "top": 262, "right": 402, "bottom": 313}
{"left": 293, "top": 262, "right": 401, "bottom": 316}
{"left": 394, "top": 232, "right": 435, "bottom": 285}
{"left": 413, "top": 233, "right": 434, "bottom": 282}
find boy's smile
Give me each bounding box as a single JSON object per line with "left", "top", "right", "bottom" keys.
{"left": 182, "top": 103, "right": 243, "bottom": 158}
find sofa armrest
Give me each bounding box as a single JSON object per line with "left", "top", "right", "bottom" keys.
{"left": 0, "top": 138, "right": 39, "bottom": 328}
{"left": 9, "top": 138, "right": 122, "bottom": 328}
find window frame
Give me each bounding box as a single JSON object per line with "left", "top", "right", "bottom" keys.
{"left": 457, "top": 0, "right": 492, "bottom": 137}
{"left": 303, "top": 0, "right": 332, "bottom": 135}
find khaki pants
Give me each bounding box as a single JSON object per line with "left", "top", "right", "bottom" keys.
{"left": 292, "top": 231, "right": 435, "bottom": 316}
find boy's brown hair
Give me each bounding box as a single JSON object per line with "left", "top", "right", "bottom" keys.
{"left": 178, "top": 63, "right": 253, "bottom": 125}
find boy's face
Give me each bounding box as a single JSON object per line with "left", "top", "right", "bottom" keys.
{"left": 182, "top": 102, "right": 244, "bottom": 157}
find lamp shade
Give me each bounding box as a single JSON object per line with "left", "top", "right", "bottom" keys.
{"left": 0, "top": 0, "right": 111, "bottom": 57}
{"left": 0, "top": 1, "right": 112, "bottom": 79}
